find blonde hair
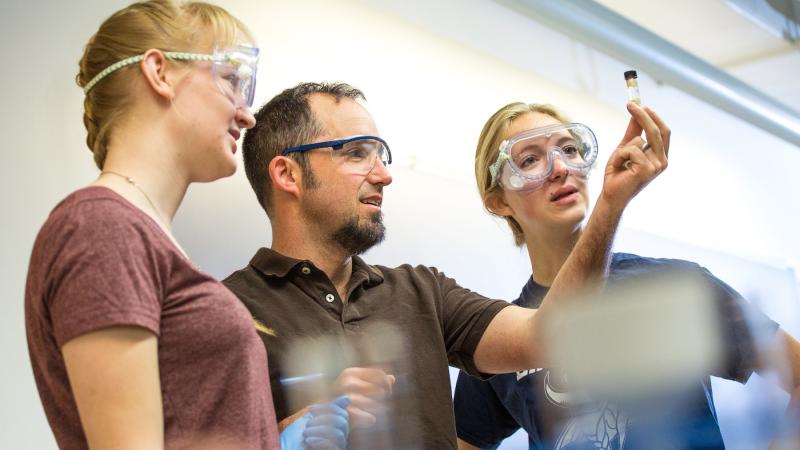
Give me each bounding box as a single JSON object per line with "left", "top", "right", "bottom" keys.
{"left": 76, "top": 0, "right": 254, "bottom": 169}
{"left": 474, "top": 102, "right": 571, "bottom": 246}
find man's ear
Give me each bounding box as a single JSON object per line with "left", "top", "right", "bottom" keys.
{"left": 484, "top": 191, "right": 513, "bottom": 217}
{"left": 139, "top": 49, "right": 175, "bottom": 100}
{"left": 269, "top": 156, "right": 302, "bottom": 197}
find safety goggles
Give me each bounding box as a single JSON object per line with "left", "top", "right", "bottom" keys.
{"left": 489, "top": 122, "right": 598, "bottom": 192}
{"left": 83, "top": 45, "right": 260, "bottom": 107}
{"left": 282, "top": 135, "right": 392, "bottom": 175}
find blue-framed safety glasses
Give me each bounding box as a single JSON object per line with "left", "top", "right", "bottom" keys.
{"left": 282, "top": 135, "right": 392, "bottom": 175}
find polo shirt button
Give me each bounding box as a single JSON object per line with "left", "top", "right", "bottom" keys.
{"left": 325, "top": 293, "right": 335, "bottom": 303}
{"left": 301, "top": 266, "right": 311, "bottom": 275}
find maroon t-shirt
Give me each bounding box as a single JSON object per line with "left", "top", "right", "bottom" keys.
{"left": 25, "top": 187, "right": 279, "bottom": 449}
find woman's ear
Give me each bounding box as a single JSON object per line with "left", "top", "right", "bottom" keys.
{"left": 484, "top": 191, "right": 513, "bottom": 217}
{"left": 139, "top": 49, "right": 174, "bottom": 100}
{"left": 269, "top": 156, "right": 302, "bottom": 197}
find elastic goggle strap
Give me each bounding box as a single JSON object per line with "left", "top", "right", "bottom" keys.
{"left": 83, "top": 52, "right": 222, "bottom": 95}
{"left": 488, "top": 146, "right": 511, "bottom": 188}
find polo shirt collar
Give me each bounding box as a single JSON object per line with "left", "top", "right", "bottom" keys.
{"left": 351, "top": 255, "right": 385, "bottom": 286}
{"left": 249, "top": 247, "right": 385, "bottom": 286}
{"left": 249, "top": 247, "right": 306, "bottom": 278}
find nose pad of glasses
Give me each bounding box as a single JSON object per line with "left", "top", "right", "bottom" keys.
{"left": 369, "top": 157, "right": 392, "bottom": 178}
{"left": 549, "top": 151, "right": 570, "bottom": 177}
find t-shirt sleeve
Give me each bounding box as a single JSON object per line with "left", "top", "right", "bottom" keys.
{"left": 454, "top": 370, "right": 520, "bottom": 449}
{"left": 43, "top": 199, "right": 164, "bottom": 347}
{"left": 432, "top": 268, "right": 512, "bottom": 377}
{"left": 700, "top": 266, "right": 780, "bottom": 383}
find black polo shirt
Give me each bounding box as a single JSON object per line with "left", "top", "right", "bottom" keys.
{"left": 223, "top": 247, "right": 511, "bottom": 449}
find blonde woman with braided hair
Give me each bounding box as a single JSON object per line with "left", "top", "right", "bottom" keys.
{"left": 25, "top": 1, "right": 349, "bottom": 449}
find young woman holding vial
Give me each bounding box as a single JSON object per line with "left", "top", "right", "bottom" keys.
{"left": 454, "top": 99, "right": 800, "bottom": 449}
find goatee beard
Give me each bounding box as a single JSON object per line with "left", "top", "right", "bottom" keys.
{"left": 331, "top": 211, "right": 386, "bottom": 255}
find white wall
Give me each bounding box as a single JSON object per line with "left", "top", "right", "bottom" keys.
{"left": 2, "top": 0, "right": 798, "bottom": 448}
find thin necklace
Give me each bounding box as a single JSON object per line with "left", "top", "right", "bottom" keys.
{"left": 99, "top": 170, "right": 193, "bottom": 263}
{"left": 101, "top": 170, "right": 173, "bottom": 232}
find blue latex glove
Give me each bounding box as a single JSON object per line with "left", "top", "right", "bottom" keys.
{"left": 280, "top": 396, "right": 350, "bottom": 450}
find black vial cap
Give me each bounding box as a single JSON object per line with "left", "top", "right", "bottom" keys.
{"left": 624, "top": 70, "right": 638, "bottom": 80}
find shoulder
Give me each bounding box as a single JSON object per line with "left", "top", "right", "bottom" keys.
{"left": 52, "top": 186, "right": 143, "bottom": 217}
{"left": 365, "top": 263, "right": 506, "bottom": 318}
{"left": 376, "top": 262, "right": 441, "bottom": 275}
{"left": 371, "top": 262, "right": 455, "bottom": 285}
{"left": 223, "top": 263, "right": 258, "bottom": 286}
{"left": 222, "top": 266, "right": 262, "bottom": 302}
{"left": 28, "top": 187, "right": 176, "bottom": 300}
{"left": 611, "top": 252, "right": 700, "bottom": 270}
{"left": 610, "top": 252, "right": 736, "bottom": 290}
{"left": 27, "top": 188, "right": 174, "bottom": 343}
{"left": 370, "top": 263, "right": 492, "bottom": 301}
{"left": 609, "top": 252, "right": 704, "bottom": 278}
{"left": 41, "top": 187, "right": 160, "bottom": 244}
{"left": 609, "top": 252, "right": 741, "bottom": 297}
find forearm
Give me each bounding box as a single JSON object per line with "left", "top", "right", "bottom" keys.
{"left": 278, "top": 406, "right": 311, "bottom": 432}
{"left": 521, "top": 199, "right": 621, "bottom": 368}
{"left": 475, "top": 201, "right": 623, "bottom": 373}
{"left": 766, "top": 383, "right": 800, "bottom": 450}
{"left": 537, "top": 198, "right": 621, "bottom": 317}
{"left": 62, "top": 327, "right": 163, "bottom": 450}
{"left": 458, "top": 438, "right": 484, "bottom": 450}
{"left": 774, "top": 329, "right": 800, "bottom": 394}
{"left": 535, "top": 102, "right": 669, "bottom": 316}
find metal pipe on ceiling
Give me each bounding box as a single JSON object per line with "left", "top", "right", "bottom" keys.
{"left": 495, "top": 0, "right": 800, "bottom": 147}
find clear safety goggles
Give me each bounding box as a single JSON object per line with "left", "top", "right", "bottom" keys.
{"left": 282, "top": 135, "right": 393, "bottom": 175}
{"left": 489, "top": 122, "right": 598, "bottom": 192}
{"left": 83, "top": 45, "right": 260, "bottom": 107}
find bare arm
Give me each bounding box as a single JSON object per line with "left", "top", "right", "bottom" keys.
{"left": 542, "top": 103, "right": 671, "bottom": 311}
{"left": 62, "top": 326, "right": 163, "bottom": 450}
{"left": 774, "top": 329, "right": 800, "bottom": 394}
{"left": 766, "top": 382, "right": 800, "bottom": 450}
{"left": 457, "top": 437, "right": 484, "bottom": 450}
{"left": 278, "top": 406, "right": 311, "bottom": 432}
{"left": 766, "top": 329, "right": 800, "bottom": 449}
{"left": 475, "top": 104, "right": 671, "bottom": 373}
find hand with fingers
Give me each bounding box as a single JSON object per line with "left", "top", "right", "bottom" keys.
{"left": 303, "top": 396, "right": 351, "bottom": 450}
{"left": 599, "top": 102, "right": 671, "bottom": 213}
{"left": 332, "top": 367, "right": 396, "bottom": 430}
{"left": 280, "top": 396, "right": 351, "bottom": 450}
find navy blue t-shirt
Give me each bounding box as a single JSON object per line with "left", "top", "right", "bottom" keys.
{"left": 454, "top": 253, "right": 778, "bottom": 450}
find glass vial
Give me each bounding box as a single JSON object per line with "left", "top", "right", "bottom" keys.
{"left": 624, "top": 70, "right": 641, "bottom": 105}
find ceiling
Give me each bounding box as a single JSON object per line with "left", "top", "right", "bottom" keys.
{"left": 595, "top": 0, "right": 800, "bottom": 113}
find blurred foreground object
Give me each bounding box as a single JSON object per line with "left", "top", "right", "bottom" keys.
{"left": 547, "top": 269, "right": 798, "bottom": 448}
{"left": 281, "top": 322, "right": 420, "bottom": 449}
{"left": 548, "top": 270, "right": 722, "bottom": 397}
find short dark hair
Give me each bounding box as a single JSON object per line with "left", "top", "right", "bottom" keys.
{"left": 242, "top": 81, "right": 366, "bottom": 217}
